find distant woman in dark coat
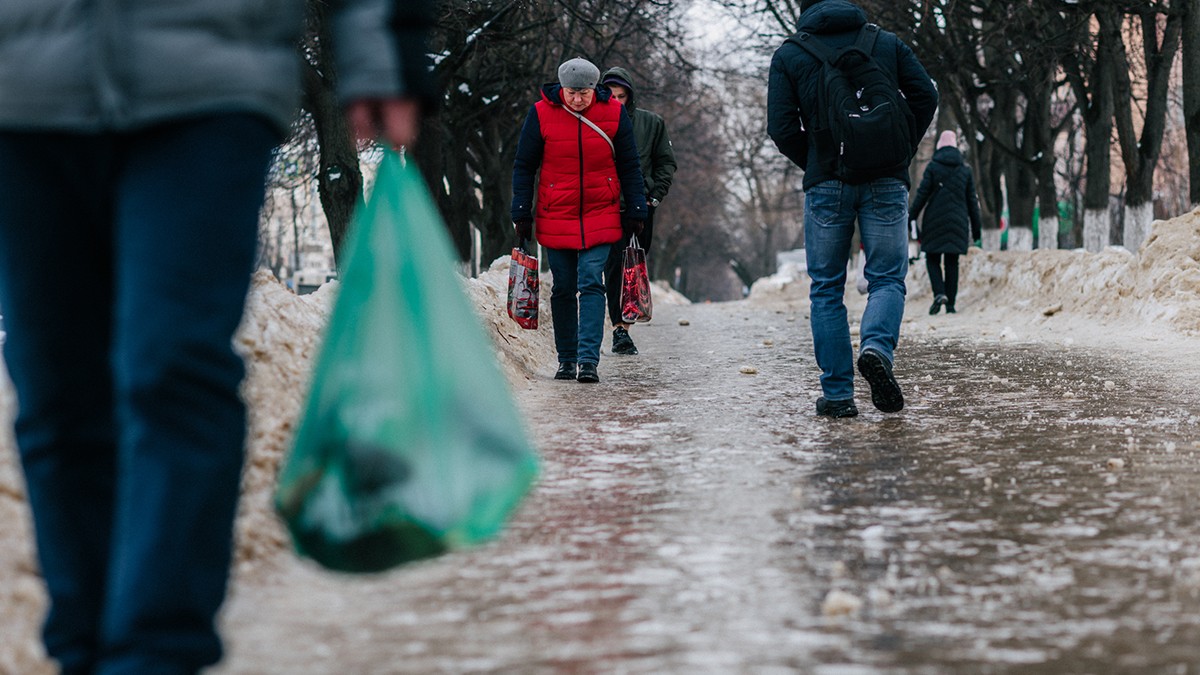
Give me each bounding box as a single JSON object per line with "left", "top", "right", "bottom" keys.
{"left": 909, "top": 130, "right": 983, "bottom": 314}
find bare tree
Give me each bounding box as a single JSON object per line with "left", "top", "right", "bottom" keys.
{"left": 1112, "top": 0, "right": 1183, "bottom": 252}
{"left": 422, "top": 0, "right": 700, "bottom": 269}
{"left": 721, "top": 72, "right": 804, "bottom": 283}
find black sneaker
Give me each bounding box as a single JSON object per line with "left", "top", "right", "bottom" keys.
{"left": 816, "top": 397, "right": 858, "bottom": 418}
{"left": 945, "top": 303, "right": 956, "bottom": 313}
{"left": 857, "top": 348, "right": 904, "bottom": 413}
{"left": 929, "top": 294, "right": 948, "bottom": 315}
{"left": 554, "top": 362, "right": 576, "bottom": 380}
{"left": 577, "top": 362, "right": 599, "bottom": 383}
{"left": 611, "top": 327, "right": 638, "bottom": 355}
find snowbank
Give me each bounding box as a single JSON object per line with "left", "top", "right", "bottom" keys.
{"left": 938, "top": 210, "right": 1200, "bottom": 335}
{"left": 748, "top": 207, "right": 1200, "bottom": 338}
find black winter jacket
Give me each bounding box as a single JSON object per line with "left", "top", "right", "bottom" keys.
{"left": 909, "top": 146, "right": 984, "bottom": 255}
{"left": 766, "top": 0, "right": 939, "bottom": 189}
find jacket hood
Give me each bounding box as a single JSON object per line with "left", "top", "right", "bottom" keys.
{"left": 932, "top": 146, "right": 964, "bottom": 167}
{"left": 540, "top": 82, "right": 613, "bottom": 108}
{"left": 600, "top": 66, "right": 637, "bottom": 111}
{"left": 795, "top": 0, "right": 868, "bottom": 35}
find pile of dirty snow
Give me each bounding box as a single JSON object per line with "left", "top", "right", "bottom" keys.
{"left": 940, "top": 210, "right": 1200, "bottom": 335}
{"left": 749, "top": 207, "right": 1200, "bottom": 342}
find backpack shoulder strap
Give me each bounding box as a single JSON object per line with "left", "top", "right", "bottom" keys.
{"left": 786, "top": 31, "right": 836, "bottom": 64}
{"left": 855, "top": 23, "right": 880, "bottom": 55}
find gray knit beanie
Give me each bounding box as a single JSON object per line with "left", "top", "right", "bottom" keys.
{"left": 558, "top": 58, "right": 600, "bottom": 89}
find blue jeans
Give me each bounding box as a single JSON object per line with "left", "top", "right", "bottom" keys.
{"left": 546, "top": 244, "right": 612, "bottom": 366}
{"left": 0, "top": 115, "right": 278, "bottom": 675}
{"left": 804, "top": 179, "right": 909, "bottom": 401}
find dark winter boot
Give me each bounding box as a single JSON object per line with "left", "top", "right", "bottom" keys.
{"left": 816, "top": 397, "right": 859, "bottom": 418}
{"left": 577, "top": 362, "right": 599, "bottom": 383}
{"left": 554, "top": 362, "right": 577, "bottom": 380}
{"left": 857, "top": 348, "right": 904, "bottom": 413}
{"left": 945, "top": 302, "right": 956, "bottom": 313}
{"left": 930, "top": 294, "right": 948, "bottom": 315}
{"left": 611, "top": 326, "right": 638, "bottom": 355}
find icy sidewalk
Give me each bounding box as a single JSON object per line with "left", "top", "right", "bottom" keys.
{"left": 209, "top": 298, "right": 1200, "bottom": 672}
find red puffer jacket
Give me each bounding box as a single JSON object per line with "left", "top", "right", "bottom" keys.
{"left": 511, "top": 84, "right": 647, "bottom": 250}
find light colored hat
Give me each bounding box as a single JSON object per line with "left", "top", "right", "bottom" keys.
{"left": 558, "top": 58, "right": 600, "bottom": 90}
{"left": 937, "top": 130, "right": 958, "bottom": 149}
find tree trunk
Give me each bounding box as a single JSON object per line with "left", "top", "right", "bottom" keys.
{"left": 1037, "top": 160, "right": 1060, "bottom": 250}
{"left": 304, "top": 2, "right": 362, "bottom": 270}
{"left": 1183, "top": 0, "right": 1200, "bottom": 209}
{"left": 1080, "top": 6, "right": 1118, "bottom": 252}
{"left": 1112, "top": 5, "right": 1182, "bottom": 253}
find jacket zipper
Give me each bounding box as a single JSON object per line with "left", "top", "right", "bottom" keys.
{"left": 577, "top": 117, "right": 587, "bottom": 248}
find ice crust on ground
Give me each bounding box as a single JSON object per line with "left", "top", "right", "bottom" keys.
{"left": 1, "top": 209, "right": 1198, "bottom": 671}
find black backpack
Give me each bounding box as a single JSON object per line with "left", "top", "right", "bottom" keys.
{"left": 788, "top": 24, "right": 916, "bottom": 184}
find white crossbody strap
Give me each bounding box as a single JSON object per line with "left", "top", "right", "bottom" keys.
{"left": 567, "top": 109, "right": 616, "bottom": 158}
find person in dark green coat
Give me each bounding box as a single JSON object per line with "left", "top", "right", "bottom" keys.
{"left": 909, "top": 130, "right": 984, "bottom": 314}
{"left": 600, "top": 67, "right": 678, "bottom": 355}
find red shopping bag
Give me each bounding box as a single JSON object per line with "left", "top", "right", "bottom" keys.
{"left": 507, "top": 242, "right": 539, "bottom": 329}
{"left": 619, "top": 235, "right": 652, "bottom": 323}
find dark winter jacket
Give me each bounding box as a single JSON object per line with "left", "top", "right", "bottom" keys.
{"left": 0, "top": 0, "right": 439, "bottom": 136}
{"left": 766, "top": 0, "right": 939, "bottom": 189}
{"left": 600, "top": 67, "right": 677, "bottom": 204}
{"left": 511, "top": 83, "right": 647, "bottom": 250}
{"left": 909, "top": 146, "right": 984, "bottom": 255}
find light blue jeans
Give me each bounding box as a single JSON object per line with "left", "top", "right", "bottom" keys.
{"left": 546, "top": 244, "right": 613, "bottom": 366}
{"left": 804, "top": 178, "right": 909, "bottom": 401}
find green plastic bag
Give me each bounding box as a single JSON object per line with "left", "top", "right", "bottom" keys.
{"left": 275, "top": 150, "right": 538, "bottom": 573}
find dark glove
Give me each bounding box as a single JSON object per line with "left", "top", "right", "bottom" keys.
{"left": 514, "top": 218, "right": 532, "bottom": 241}
{"left": 622, "top": 218, "right": 644, "bottom": 236}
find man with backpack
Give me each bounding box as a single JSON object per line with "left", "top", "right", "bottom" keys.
{"left": 768, "top": 0, "right": 937, "bottom": 418}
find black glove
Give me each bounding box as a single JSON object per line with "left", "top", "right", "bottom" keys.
{"left": 622, "top": 218, "right": 644, "bottom": 236}
{"left": 514, "top": 218, "right": 532, "bottom": 241}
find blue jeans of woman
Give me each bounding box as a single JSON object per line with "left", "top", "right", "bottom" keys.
{"left": 546, "top": 244, "right": 612, "bottom": 366}
{"left": 0, "top": 115, "right": 278, "bottom": 675}
{"left": 804, "top": 178, "right": 909, "bottom": 401}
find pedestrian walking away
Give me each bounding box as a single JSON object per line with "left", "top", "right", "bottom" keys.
{"left": 767, "top": 0, "right": 938, "bottom": 417}
{"left": 599, "top": 67, "right": 678, "bottom": 356}
{"left": 0, "top": 1, "right": 437, "bottom": 672}
{"left": 908, "top": 130, "right": 984, "bottom": 315}
{"left": 511, "top": 58, "right": 648, "bottom": 384}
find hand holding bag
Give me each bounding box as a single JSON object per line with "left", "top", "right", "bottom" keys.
{"left": 274, "top": 150, "right": 539, "bottom": 573}
{"left": 619, "top": 234, "right": 653, "bottom": 323}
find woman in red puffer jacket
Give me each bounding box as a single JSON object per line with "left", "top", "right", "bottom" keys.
{"left": 511, "top": 57, "right": 646, "bottom": 384}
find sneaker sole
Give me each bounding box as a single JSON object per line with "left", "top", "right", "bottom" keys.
{"left": 611, "top": 346, "right": 638, "bottom": 355}
{"left": 857, "top": 351, "right": 904, "bottom": 413}
{"left": 577, "top": 375, "right": 599, "bottom": 383}
{"left": 815, "top": 398, "right": 858, "bottom": 418}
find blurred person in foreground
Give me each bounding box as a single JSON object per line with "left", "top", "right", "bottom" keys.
{"left": 599, "top": 67, "right": 677, "bottom": 356}
{"left": 909, "top": 130, "right": 984, "bottom": 315}
{"left": 0, "top": 1, "right": 437, "bottom": 672}
{"left": 511, "top": 58, "right": 647, "bottom": 384}
{"left": 767, "top": 0, "right": 937, "bottom": 418}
